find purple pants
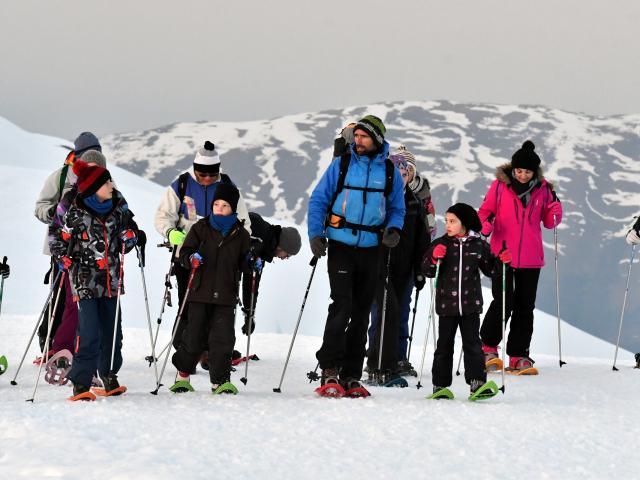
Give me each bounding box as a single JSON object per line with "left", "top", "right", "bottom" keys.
{"left": 52, "top": 274, "right": 79, "bottom": 353}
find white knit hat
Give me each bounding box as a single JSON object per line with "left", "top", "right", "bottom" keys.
{"left": 193, "top": 141, "right": 220, "bottom": 174}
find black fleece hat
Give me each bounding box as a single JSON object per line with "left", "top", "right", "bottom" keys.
{"left": 511, "top": 140, "right": 541, "bottom": 171}
{"left": 212, "top": 182, "right": 240, "bottom": 213}
{"left": 446, "top": 203, "right": 482, "bottom": 233}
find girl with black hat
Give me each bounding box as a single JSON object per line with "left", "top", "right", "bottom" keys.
{"left": 422, "top": 203, "right": 511, "bottom": 400}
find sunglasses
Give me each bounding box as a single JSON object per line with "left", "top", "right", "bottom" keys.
{"left": 196, "top": 171, "right": 219, "bottom": 178}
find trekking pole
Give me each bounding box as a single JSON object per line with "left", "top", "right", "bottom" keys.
{"left": 455, "top": 348, "right": 463, "bottom": 376}
{"left": 406, "top": 289, "right": 420, "bottom": 363}
{"left": 417, "top": 259, "right": 441, "bottom": 389}
{"left": 376, "top": 249, "right": 393, "bottom": 375}
{"left": 148, "top": 244, "right": 176, "bottom": 363}
{"left": 26, "top": 270, "right": 66, "bottom": 402}
{"left": 11, "top": 270, "right": 62, "bottom": 386}
{"left": 240, "top": 262, "right": 261, "bottom": 385}
{"left": 553, "top": 215, "right": 566, "bottom": 367}
{"left": 136, "top": 245, "right": 158, "bottom": 385}
{"left": 274, "top": 256, "right": 319, "bottom": 393}
{"left": 500, "top": 240, "right": 507, "bottom": 394}
{"left": 612, "top": 245, "right": 636, "bottom": 371}
{"left": 151, "top": 264, "right": 198, "bottom": 394}
{"left": 109, "top": 243, "right": 126, "bottom": 376}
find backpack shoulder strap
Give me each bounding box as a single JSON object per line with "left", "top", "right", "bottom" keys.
{"left": 335, "top": 152, "right": 351, "bottom": 196}
{"left": 58, "top": 164, "right": 70, "bottom": 199}
{"left": 383, "top": 158, "right": 394, "bottom": 197}
{"left": 177, "top": 171, "right": 191, "bottom": 208}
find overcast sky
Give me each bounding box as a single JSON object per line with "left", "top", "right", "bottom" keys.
{"left": 1, "top": 0, "right": 638, "bottom": 139}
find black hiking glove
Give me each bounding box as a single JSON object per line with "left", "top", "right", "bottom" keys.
{"left": 310, "top": 236, "right": 327, "bottom": 257}
{"left": 414, "top": 273, "right": 426, "bottom": 292}
{"left": 381, "top": 228, "right": 400, "bottom": 248}
{"left": 241, "top": 307, "right": 255, "bottom": 335}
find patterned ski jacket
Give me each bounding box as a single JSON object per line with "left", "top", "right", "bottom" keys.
{"left": 478, "top": 164, "right": 562, "bottom": 269}
{"left": 50, "top": 190, "right": 137, "bottom": 300}
{"left": 307, "top": 142, "right": 406, "bottom": 248}
{"left": 154, "top": 168, "right": 251, "bottom": 254}
{"left": 422, "top": 233, "right": 500, "bottom": 317}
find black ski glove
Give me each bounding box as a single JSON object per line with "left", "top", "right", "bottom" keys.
{"left": 310, "top": 236, "right": 327, "bottom": 257}
{"left": 414, "top": 273, "right": 426, "bottom": 292}
{"left": 381, "top": 228, "right": 401, "bottom": 248}
{"left": 241, "top": 307, "right": 255, "bottom": 336}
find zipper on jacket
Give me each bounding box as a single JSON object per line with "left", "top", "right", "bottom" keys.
{"left": 516, "top": 208, "right": 525, "bottom": 269}
{"left": 100, "top": 221, "right": 113, "bottom": 298}
{"left": 356, "top": 161, "right": 372, "bottom": 245}
{"left": 458, "top": 240, "right": 463, "bottom": 316}
{"left": 528, "top": 199, "right": 537, "bottom": 224}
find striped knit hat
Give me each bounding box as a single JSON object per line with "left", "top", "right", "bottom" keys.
{"left": 353, "top": 115, "right": 386, "bottom": 148}
{"left": 392, "top": 145, "right": 416, "bottom": 169}
{"left": 194, "top": 141, "right": 221, "bottom": 174}
{"left": 72, "top": 160, "right": 111, "bottom": 199}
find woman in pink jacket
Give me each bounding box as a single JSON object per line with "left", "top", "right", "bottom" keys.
{"left": 478, "top": 140, "right": 562, "bottom": 374}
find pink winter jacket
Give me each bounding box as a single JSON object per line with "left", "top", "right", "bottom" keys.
{"left": 478, "top": 164, "right": 562, "bottom": 269}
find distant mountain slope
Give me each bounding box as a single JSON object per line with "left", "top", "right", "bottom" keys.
{"left": 102, "top": 100, "right": 640, "bottom": 352}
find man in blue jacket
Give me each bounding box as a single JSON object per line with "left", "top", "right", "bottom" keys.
{"left": 307, "top": 115, "right": 406, "bottom": 395}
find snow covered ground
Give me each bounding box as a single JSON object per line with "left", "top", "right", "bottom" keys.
{"left": 1, "top": 318, "right": 639, "bottom": 479}
{"left": 1, "top": 118, "right": 639, "bottom": 478}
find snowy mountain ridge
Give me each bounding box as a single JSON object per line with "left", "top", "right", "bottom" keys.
{"left": 102, "top": 100, "right": 640, "bottom": 351}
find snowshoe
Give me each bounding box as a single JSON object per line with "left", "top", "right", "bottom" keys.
{"left": 169, "top": 380, "right": 195, "bottom": 393}
{"left": 505, "top": 356, "right": 538, "bottom": 376}
{"left": 315, "top": 383, "right": 346, "bottom": 398}
{"left": 382, "top": 372, "right": 408, "bottom": 388}
{"left": 428, "top": 386, "right": 454, "bottom": 400}
{"left": 469, "top": 380, "right": 499, "bottom": 401}
{"left": 92, "top": 373, "right": 126, "bottom": 397}
{"left": 69, "top": 383, "right": 96, "bottom": 402}
{"left": 397, "top": 360, "right": 417, "bottom": 377}
{"left": 33, "top": 349, "right": 55, "bottom": 366}
{"left": 0, "top": 355, "right": 7, "bottom": 375}
{"left": 44, "top": 349, "right": 72, "bottom": 385}
{"left": 316, "top": 368, "right": 345, "bottom": 397}
{"left": 212, "top": 381, "right": 238, "bottom": 395}
{"left": 341, "top": 378, "right": 370, "bottom": 398}
{"left": 231, "top": 354, "right": 259, "bottom": 366}
{"left": 486, "top": 358, "right": 503, "bottom": 372}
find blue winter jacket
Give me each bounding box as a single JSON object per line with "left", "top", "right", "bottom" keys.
{"left": 307, "top": 142, "right": 406, "bottom": 247}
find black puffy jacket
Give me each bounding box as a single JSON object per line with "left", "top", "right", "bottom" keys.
{"left": 422, "top": 233, "right": 502, "bottom": 316}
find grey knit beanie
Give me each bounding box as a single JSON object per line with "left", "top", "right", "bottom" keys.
{"left": 81, "top": 150, "right": 107, "bottom": 168}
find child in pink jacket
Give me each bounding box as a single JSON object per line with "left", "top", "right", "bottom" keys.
{"left": 477, "top": 140, "right": 562, "bottom": 373}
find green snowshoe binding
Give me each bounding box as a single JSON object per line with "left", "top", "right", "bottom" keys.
{"left": 428, "top": 386, "right": 455, "bottom": 400}
{"left": 0, "top": 355, "right": 7, "bottom": 375}
{"left": 169, "top": 380, "right": 195, "bottom": 393}
{"left": 212, "top": 381, "right": 238, "bottom": 395}
{"left": 468, "top": 380, "right": 499, "bottom": 401}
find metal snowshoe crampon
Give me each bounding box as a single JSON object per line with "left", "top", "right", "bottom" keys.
{"left": 365, "top": 369, "right": 408, "bottom": 388}
{"left": 44, "top": 349, "right": 73, "bottom": 385}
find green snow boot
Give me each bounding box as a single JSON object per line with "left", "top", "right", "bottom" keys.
{"left": 0, "top": 355, "right": 7, "bottom": 375}
{"left": 212, "top": 381, "right": 238, "bottom": 395}
{"left": 428, "top": 386, "right": 454, "bottom": 400}
{"left": 469, "top": 380, "right": 499, "bottom": 401}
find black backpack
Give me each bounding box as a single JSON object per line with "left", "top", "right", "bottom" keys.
{"left": 325, "top": 152, "right": 395, "bottom": 235}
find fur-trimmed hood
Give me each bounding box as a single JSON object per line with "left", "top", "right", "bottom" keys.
{"left": 495, "top": 163, "right": 555, "bottom": 190}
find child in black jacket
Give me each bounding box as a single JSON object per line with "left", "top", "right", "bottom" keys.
{"left": 422, "top": 203, "right": 511, "bottom": 399}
